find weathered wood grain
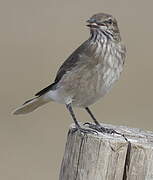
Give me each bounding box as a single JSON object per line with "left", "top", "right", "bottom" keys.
{"left": 59, "top": 123, "right": 153, "bottom": 180}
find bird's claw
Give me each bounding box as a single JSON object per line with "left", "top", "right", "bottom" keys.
{"left": 84, "top": 122, "right": 128, "bottom": 141}
{"left": 70, "top": 126, "right": 98, "bottom": 136}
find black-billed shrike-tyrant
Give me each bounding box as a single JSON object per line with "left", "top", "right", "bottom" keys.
{"left": 12, "top": 13, "right": 126, "bottom": 135}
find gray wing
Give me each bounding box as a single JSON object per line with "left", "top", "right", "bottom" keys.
{"left": 35, "top": 40, "right": 89, "bottom": 96}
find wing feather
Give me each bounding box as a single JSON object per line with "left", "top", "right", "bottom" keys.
{"left": 35, "top": 40, "right": 89, "bottom": 96}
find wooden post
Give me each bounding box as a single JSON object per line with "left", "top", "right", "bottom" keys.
{"left": 59, "top": 123, "right": 153, "bottom": 180}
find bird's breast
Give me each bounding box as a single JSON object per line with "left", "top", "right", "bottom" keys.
{"left": 96, "top": 51, "right": 124, "bottom": 97}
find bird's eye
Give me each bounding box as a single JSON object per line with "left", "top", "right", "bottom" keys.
{"left": 107, "top": 19, "right": 113, "bottom": 25}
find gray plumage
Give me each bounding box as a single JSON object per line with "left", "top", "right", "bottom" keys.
{"left": 12, "top": 12, "right": 126, "bottom": 135}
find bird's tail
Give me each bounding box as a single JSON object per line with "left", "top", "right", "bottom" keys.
{"left": 12, "top": 96, "right": 49, "bottom": 115}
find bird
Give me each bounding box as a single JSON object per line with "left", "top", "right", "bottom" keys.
{"left": 12, "top": 13, "right": 126, "bottom": 135}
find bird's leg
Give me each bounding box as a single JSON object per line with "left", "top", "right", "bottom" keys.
{"left": 66, "top": 104, "right": 97, "bottom": 135}
{"left": 85, "top": 107, "right": 128, "bottom": 141}
{"left": 85, "top": 107, "right": 101, "bottom": 126}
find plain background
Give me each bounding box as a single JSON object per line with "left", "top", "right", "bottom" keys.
{"left": 0, "top": 0, "right": 153, "bottom": 179}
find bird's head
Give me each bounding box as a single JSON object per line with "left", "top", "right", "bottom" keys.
{"left": 87, "top": 13, "right": 121, "bottom": 41}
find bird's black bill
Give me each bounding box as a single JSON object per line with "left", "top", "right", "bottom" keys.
{"left": 86, "top": 24, "right": 99, "bottom": 28}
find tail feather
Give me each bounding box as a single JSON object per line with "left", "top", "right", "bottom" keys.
{"left": 12, "top": 97, "right": 49, "bottom": 115}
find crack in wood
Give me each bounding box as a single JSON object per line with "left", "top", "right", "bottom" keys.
{"left": 75, "top": 135, "right": 85, "bottom": 180}
{"left": 122, "top": 141, "right": 131, "bottom": 180}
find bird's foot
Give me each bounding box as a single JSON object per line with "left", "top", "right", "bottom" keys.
{"left": 84, "top": 122, "right": 115, "bottom": 133}
{"left": 70, "top": 125, "right": 98, "bottom": 136}
{"left": 84, "top": 122, "right": 128, "bottom": 141}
